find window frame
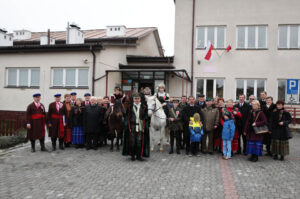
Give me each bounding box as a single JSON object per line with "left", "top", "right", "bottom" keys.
{"left": 51, "top": 67, "right": 89, "bottom": 89}
{"left": 195, "top": 78, "right": 225, "bottom": 98}
{"left": 195, "top": 26, "right": 227, "bottom": 49}
{"left": 235, "top": 79, "right": 267, "bottom": 100}
{"left": 278, "top": 24, "right": 300, "bottom": 49}
{"left": 5, "top": 67, "right": 40, "bottom": 88}
{"left": 236, "top": 25, "right": 268, "bottom": 50}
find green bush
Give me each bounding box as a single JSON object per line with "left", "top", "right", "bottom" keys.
{"left": 0, "top": 129, "right": 28, "bottom": 149}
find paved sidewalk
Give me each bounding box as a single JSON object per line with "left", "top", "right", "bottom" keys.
{"left": 0, "top": 134, "right": 299, "bottom": 199}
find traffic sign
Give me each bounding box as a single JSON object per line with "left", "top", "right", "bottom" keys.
{"left": 287, "top": 79, "right": 299, "bottom": 95}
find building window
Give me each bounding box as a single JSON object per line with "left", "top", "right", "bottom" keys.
{"left": 237, "top": 25, "right": 267, "bottom": 49}
{"left": 6, "top": 68, "right": 40, "bottom": 88}
{"left": 196, "top": 26, "right": 226, "bottom": 49}
{"left": 196, "top": 78, "right": 224, "bottom": 99}
{"left": 278, "top": 25, "right": 300, "bottom": 49}
{"left": 52, "top": 68, "right": 88, "bottom": 87}
{"left": 235, "top": 79, "right": 266, "bottom": 100}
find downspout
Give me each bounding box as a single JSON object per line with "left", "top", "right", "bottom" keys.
{"left": 190, "top": 0, "right": 195, "bottom": 95}
{"left": 90, "top": 45, "right": 96, "bottom": 96}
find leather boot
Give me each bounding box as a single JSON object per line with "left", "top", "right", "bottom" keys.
{"left": 30, "top": 140, "right": 35, "bottom": 153}
{"left": 40, "top": 139, "right": 48, "bottom": 151}
{"left": 52, "top": 138, "right": 56, "bottom": 151}
{"left": 59, "top": 139, "right": 64, "bottom": 150}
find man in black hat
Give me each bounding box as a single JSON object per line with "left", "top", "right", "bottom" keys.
{"left": 70, "top": 92, "right": 77, "bottom": 106}
{"left": 168, "top": 99, "right": 183, "bottom": 154}
{"left": 48, "top": 94, "right": 65, "bottom": 151}
{"left": 122, "top": 93, "right": 150, "bottom": 161}
{"left": 82, "top": 93, "right": 91, "bottom": 106}
{"left": 196, "top": 94, "right": 206, "bottom": 109}
{"left": 26, "top": 93, "right": 48, "bottom": 152}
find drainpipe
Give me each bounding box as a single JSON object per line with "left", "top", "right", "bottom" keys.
{"left": 90, "top": 45, "right": 96, "bottom": 96}
{"left": 190, "top": 0, "right": 195, "bottom": 95}
{"left": 105, "top": 71, "right": 108, "bottom": 96}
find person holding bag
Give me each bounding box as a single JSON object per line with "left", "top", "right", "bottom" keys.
{"left": 244, "top": 100, "right": 267, "bottom": 162}
{"left": 270, "top": 100, "right": 292, "bottom": 161}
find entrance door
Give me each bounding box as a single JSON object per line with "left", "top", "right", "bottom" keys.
{"left": 140, "top": 81, "right": 154, "bottom": 94}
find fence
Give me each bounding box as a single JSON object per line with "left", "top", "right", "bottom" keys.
{"left": 0, "top": 111, "right": 26, "bottom": 136}
{"left": 285, "top": 106, "right": 300, "bottom": 125}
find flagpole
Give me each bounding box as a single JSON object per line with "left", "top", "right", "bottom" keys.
{"left": 214, "top": 49, "right": 221, "bottom": 57}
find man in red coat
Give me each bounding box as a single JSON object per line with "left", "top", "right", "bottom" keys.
{"left": 26, "top": 93, "right": 47, "bottom": 152}
{"left": 48, "top": 94, "right": 65, "bottom": 151}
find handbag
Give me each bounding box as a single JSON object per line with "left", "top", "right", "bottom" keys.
{"left": 285, "top": 126, "right": 293, "bottom": 139}
{"left": 253, "top": 112, "right": 269, "bottom": 134}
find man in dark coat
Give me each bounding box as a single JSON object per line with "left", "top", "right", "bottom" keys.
{"left": 26, "top": 93, "right": 47, "bottom": 152}
{"left": 182, "top": 96, "right": 204, "bottom": 155}
{"left": 122, "top": 93, "right": 150, "bottom": 161}
{"left": 259, "top": 91, "right": 267, "bottom": 111}
{"left": 262, "top": 96, "right": 276, "bottom": 156}
{"left": 168, "top": 99, "right": 183, "bottom": 154}
{"left": 234, "top": 94, "right": 250, "bottom": 154}
{"left": 196, "top": 94, "right": 206, "bottom": 109}
{"left": 82, "top": 93, "right": 91, "bottom": 107}
{"left": 48, "top": 94, "right": 65, "bottom": 151}
{"left": 83, "top": 96, "right": 103, "bottom": 150}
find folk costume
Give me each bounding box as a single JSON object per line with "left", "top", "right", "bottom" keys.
{"left": 26, "top": 93, "right": 47, "bottom": 152}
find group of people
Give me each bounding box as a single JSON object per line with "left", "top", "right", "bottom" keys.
{"left": 26, "top": 84, "right": 293, "bottom": 162}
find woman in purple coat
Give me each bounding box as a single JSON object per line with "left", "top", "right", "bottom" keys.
{"left": 244, "top": 100, "right": 267, "bottom": 162}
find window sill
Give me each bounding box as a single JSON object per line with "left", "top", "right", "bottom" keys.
{"left": 5, "top": 86, "right": 40, "bottom": 89}
{"left": 196, "top": 48, "right": 226, "bottom": 50}
{"left": 278, "top": 48, "right": 300, "bottom": 50}
{"left": 235, "top": 48, "right": 268, "bottom": 50}
{"left": 50, "top": 86, "right": 89, "bottom": 89}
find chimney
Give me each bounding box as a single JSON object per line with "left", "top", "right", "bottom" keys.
{"left": 66, "top": 23, "right": 84, "bottom": 44}
{"left": 106, "top": 25, "right": 126, "bottom": 37}
{"left": 40, "top": 35, "right": 55, "bottom": 45}
{"left": 0, "top": 28, "right": 13, "bottom": 46}
{"left": 13, "top": 29, "right": 31, "bottom": 40}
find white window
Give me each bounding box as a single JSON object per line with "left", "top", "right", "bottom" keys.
{"left": 278, "top": 25, "right": 300, "bottom": 49}
{"left": 236, "top": 79, "right": 266, "bottom": 100}
{"left": 52, "top": 68, "right": 89, "bottom": 87}
{"left": 237, "top": 25, "right": 267, "bottom": 49}
{"left": 6, "top": 68, "right": 40, "bottom": 87}
{"left": 196, "top": 26, "right": 226, "bottom": 48}
{"left": 196, "top": 78, "right": 224, "bottom": 99}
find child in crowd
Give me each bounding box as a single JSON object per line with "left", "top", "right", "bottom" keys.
{"left": 189, "top": 113, "right": 204, "bottom": 157}
{"left": 222, "top": 100, "right": 236, "bottom": 160}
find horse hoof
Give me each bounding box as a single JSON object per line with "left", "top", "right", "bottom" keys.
{"left": 159, "top": 148, "right": 163, "bottom": 152}
{"left": 150, "top": 148, "right": 154, "bottom": 152}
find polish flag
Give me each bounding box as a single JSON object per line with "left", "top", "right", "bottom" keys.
{"left": 204, "top": 41, "right": 213, "bottom": 61}
{"left": 226, "top": 45, "right": 232, "bottom": 52}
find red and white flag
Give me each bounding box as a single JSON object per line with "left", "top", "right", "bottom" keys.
{"left": 204, "top": 41, "right": 214, "bottom": 61}
{"left": 226, "top": 45, "right": 232, "bottom": 52}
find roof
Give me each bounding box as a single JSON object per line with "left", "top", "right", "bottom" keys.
{"left": 126, "top": 55, "right": 174, "bottom": 63}
{"left": 13, "top": 27, "right": 158, "bottom": 42}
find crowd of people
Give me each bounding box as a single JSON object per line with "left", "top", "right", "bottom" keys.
{"left": 26, "top": 84, "right": 293, "bottom": 162}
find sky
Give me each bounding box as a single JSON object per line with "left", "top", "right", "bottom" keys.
{"left": 0, "top": 0, "right": 175, "bottom": 55}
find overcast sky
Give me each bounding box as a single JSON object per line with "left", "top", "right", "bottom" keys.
{"left": 0, "top": 0, "right": 175, "bottom": 55}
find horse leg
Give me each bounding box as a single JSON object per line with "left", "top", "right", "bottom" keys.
{"left": 159, "top": 127, "right": 164, "bottom": 152}
{"left": 150, "top": 126, "right": 155, "bottom": 152}
{"left": 116, "top": 133, "right": 120, "bottom": 151}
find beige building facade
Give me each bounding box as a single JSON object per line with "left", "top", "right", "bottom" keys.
{"left": 173, "top": 0, "right": 300, "bottom": 102}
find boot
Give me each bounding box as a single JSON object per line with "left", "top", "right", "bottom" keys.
{"left": 40, "top": 139, "right": 48, "bottom": 152}
{"left": 30, "top": 140, "right": 35, "bottom": 153}
{"left": 248, "top": 155, "right": 254, "bottom": 161}
{"left": 52, "top": 138, "right": 56, "bottom": 151}
{"left": 273, "top": 155, "right": 278, "bottom": 160}
{"left": 169, "top": 148, "right": 174, "bottom": 154}
{"left": 252, "top": 155, "right": 258, "bottom": 162}
{"left": 131, "top": 155, "right": 136, "bottom": 161}
{"left": 136, "top": 155, "right": 144, "bottom": 161}
{"left": 59, "top": 139, "right": 64, "bottom": 150}
{"left": 280, "top": 155, "right": 284, "bottom": 161}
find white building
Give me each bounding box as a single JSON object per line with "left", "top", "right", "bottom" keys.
{"left": 0, "top": 25, "right": 172, "bottom": 115}
{"left": 172, "top": 0, "right": 300, "bottom": 103}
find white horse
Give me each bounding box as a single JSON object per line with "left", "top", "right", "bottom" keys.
{"left": 146, "top": 95, "right": 167, "bottom": 152}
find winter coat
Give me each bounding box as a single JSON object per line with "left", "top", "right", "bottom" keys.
{"left": 270, "top": 108, "right": 292, "bottom": 140}
{"left": 189, "top": 117, "right": 204, "bottom": 143}
{"left": 222, "top": 119, "right": 235, "bottom": 140}
{"left": 168, "top": 106, "right": 183, "bottom": 131}
{"left": 182, "top": 104, "right": 204, "bottom": 125}
{"left": 70, "top": 105, "right": 84, "bottom": 127}
{"left": 83, "top": 104, "right": 103, "bottom": 134}
{"left": 244, "top": 110, "right": 267, "bottom": 141}
{"left": 201, "top": 106, "right": 219, "bottom": 132}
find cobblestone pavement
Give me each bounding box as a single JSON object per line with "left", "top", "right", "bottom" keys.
{"left": 0, "top": 134, "right": 299, "bottom": 199}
